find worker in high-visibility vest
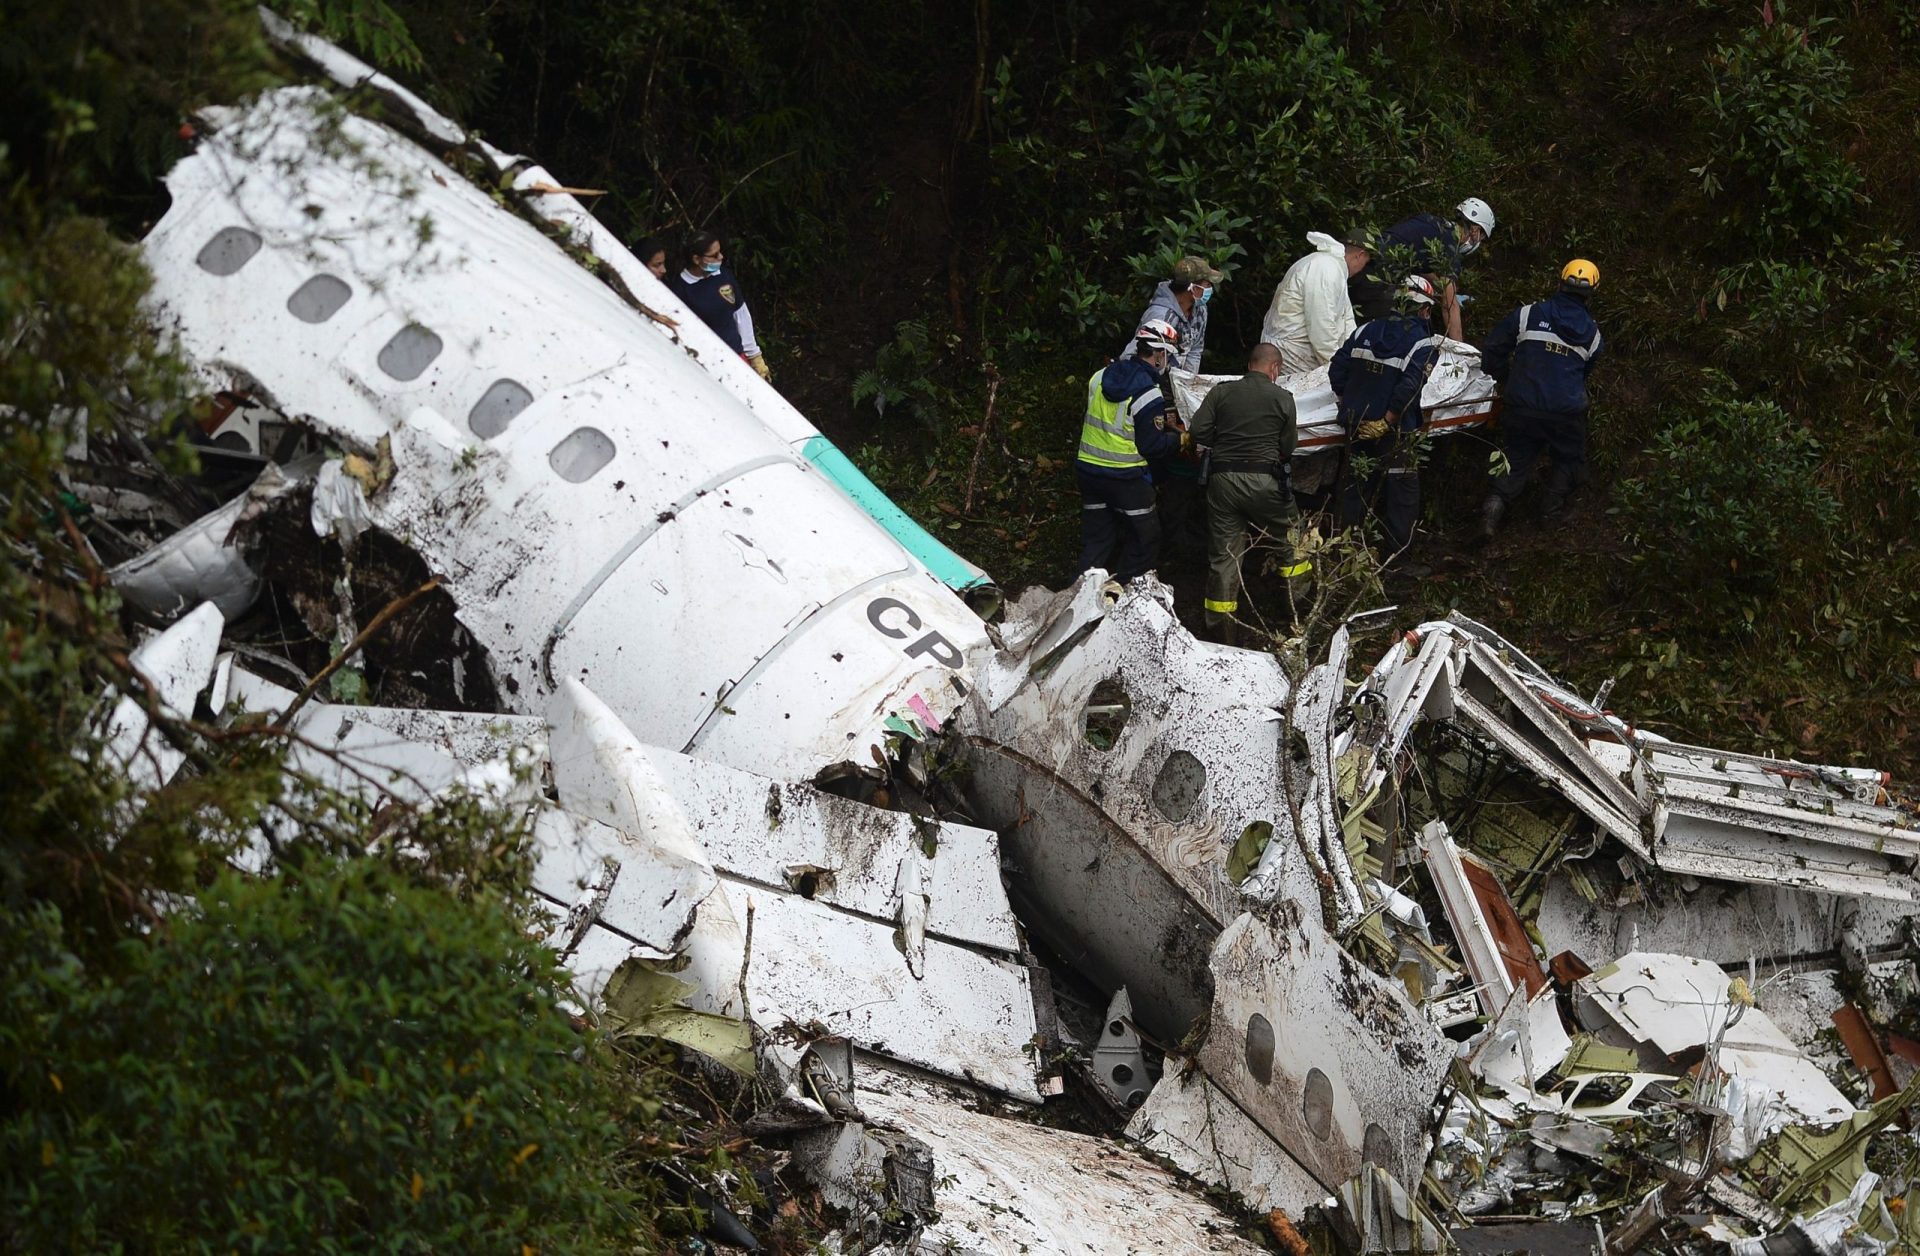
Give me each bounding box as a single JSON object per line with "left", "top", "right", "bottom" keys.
{"left": 1076, "top": 319, "right": 1185, "bottom": 583}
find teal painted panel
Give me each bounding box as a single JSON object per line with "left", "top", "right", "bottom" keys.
{"left": 801, "top": 436, "right": 991, "bottom": 591}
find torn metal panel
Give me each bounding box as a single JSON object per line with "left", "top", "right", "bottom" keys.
{"left": 852, "top": 1061, "right": 1270, "bottom": 1255}
{"left": 109, "top": 464, "right": 298, "bottom": 619}
{"left": 1471, "top": 988, "right": 1574, "bottom": 1103}
{"left": 530, "top": 809, "right": 711, "bottom": 960}
{"left": 639, "top": 732, "right": 1020, "bottom": 952}
{"left": 1197, "top": 913, "right": 1453, "bottom": 1195}
{"left": 722, "top": 883, "right": 1043, "bottom": 1100}
{"left": 1532, "top": 875, "right": 1911, "bottom": 974}
{"left": 1092, "top": 988, "right": 1150, "bottom": 1110}
{"left": 1348, "top": 627, "right": 1459, "bottom": 801}
{"left": 1256, "top": 623, "right": 1363, "bottom": 927}
{"left": 1452, "top": 687, "right": 1650, "bottom": 856}
{"left": 1420, "top": 820, "right": 1515, "bottom": 1015}
{"left": 226, "top": 670, "right": 527, "bottom": 805}
{"left": 1125, "top": 1064, "right": 1329, "bottom": 1218}
{"left": 102, "top": 601, "right": 226, "bottom": 790}
{"left": 1576, "top": 952, "right": 1855, "bottom": 1133}
{"left": 1457, "top": 639, "right": 1642, "bottom": 822}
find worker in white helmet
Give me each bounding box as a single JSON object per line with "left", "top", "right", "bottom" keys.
{"left": 1353, "top": 197, "right": 1496, "bottom": 341}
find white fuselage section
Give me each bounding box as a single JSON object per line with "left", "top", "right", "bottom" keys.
{"left": 142, "top": 88, "right": 983, "bottom": 779}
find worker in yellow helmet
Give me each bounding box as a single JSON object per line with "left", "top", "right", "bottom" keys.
{"left": 1479, "top": 259, "right": 1605, "bottom": 538}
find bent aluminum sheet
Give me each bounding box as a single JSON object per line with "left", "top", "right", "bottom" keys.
{"left": 1126, "top": 1064, "right": 1328, "bottom": 1217}
{"left": 855, "top": 1061, "right": 1268, "bottom": 1255}
{"left": 1575, "top": 951, "right": 1855, "bottom": 1132}
{"left": 711, "top": 883, "right": 1042, "bottom": 1101}
{"left": 1198, "top": 912, "right": 1453, "bottom": 1195}
{"left": 102, "top": 601, "right": 226, "bottom": 791}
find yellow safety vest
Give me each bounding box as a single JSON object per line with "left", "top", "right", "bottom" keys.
{"left": 1077, "top": 370, "right": 1149, "bottom": 470}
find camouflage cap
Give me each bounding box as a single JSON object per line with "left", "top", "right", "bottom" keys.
{"left": 1172, "top": 255, "right": 1224, "bottom": 285}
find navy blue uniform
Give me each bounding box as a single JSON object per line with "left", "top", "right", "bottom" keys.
{"left": 1482, "top": 292, "right": 1603, "bottom": 512}
{"left": 1077, "top": 357, "right": 1181, "bottom": 581}
{"left": 1352, "top": 213, "right": 1463, "bottom": 321}
{"left": 1377, "top": 213, "right": 1463, "bottom": 281}
{"left": 669, "top": 266, "right": 751, "bottom": 355}
{"left": 1329, "top": 313, "right": 1442, "bottom": 553}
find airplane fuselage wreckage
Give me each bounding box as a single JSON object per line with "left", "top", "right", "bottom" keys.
{"left": 78, "top": 14, "right": 1920, "bottom": 1254}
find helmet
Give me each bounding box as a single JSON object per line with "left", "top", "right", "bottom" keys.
{"left": 1456, "top": 197, "right": 1496, "bottom": 238}
{"left": 1396, "top": 274, "right": 1436, "bottom": 309}
{"left": 1135, "top": 318, "right": 1182, "bottom": 355}
{"left": 1560, "top": 258, "right": 1600, "bottom": 291}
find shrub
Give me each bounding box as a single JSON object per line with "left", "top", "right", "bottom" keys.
{"left": 1, "top": 860, "right": 647, "bottom": 1253}
{"left": 1615, "top": 387, "right": 1838, "bottom": 620}
{"left": 1693, "top": 6, "right": 1864, "bottom": 247}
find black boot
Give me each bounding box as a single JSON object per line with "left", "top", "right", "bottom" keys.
{"left": 1479, "top": 492, "right": 1507, "bottom": 542}
{"left": 1540, "top": 469, "right": 1574, "bottom": 522}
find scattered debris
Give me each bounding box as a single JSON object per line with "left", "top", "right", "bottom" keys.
{"left": 78, "top": 15, "right": 1920, "bottom": 1251}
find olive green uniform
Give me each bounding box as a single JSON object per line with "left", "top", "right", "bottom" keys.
{"left": 1188, "top": 372, "right": 1310, "bottom": 627}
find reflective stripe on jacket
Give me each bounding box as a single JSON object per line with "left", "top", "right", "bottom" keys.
{"left": 1482, "top": 293, "right": 1603, "bottom": 415}
{"left": 1078, "top": 370, "right": 1151, "bottom": 469}
{"left": 1328, "top": 313, "right": 1443, "bottom": 431}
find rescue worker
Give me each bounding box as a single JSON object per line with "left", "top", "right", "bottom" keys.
{"left": 1260, "top": 233, "right": 1370, "bottom": 372}
{"left": 1077, "top": 319, "right": 1186, "bottom": 582}
{"left": 1479, "top": 259, "right": 1605, "bottom": 537}
{"left": 1119, "top": 256, "right": 1221, "bottom": 373}
{"left": 1330, "top": 275, "right": 1443, "bottom": 560}
{"left": 668, "top": 231, "right": 772, "bottom": 382}
{"left": 1188, "top": 343, "right": 1311, "bottom": 644}
{"left": 1354, "top": 198, "right": 1495, "bottom": 340}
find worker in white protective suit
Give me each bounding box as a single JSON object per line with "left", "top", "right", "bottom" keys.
{"left": 1259, "top": 233, "right": 1371, "bottom": 373}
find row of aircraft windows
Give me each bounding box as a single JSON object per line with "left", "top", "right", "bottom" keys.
{"left": 193, "top": 225, "right": 616, "bottom": 482}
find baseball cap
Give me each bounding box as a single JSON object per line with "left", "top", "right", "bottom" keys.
{"left": 1172, "top": 256, "right": 1224, "bottom": 285}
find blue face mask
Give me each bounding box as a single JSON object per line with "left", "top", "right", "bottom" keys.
{"left": 702, "top": 261, "right": 723, "bottom": 276}
{"left": 1197, "top": 286, "right": 1213, "bottom": 306}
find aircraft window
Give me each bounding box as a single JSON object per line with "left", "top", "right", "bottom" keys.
{"left": 469, "top": 379, "right": 534, "bottom": 438}
{"left": 286, "top": 274, "right": 352, "bottom": 324}
{"left": 1244, "top": 1013, "right": 1275, "bottom": 1086}
{"left": 376, "top": 324, "right": 443, "bottom": 381}
{"left": 195, "top": 227, "right": 262, "bottom": 276}
{"left": 549, "top": 427, "right": 615, "bottom": 482}
{"left": 1302, "top": 1067, "right": 1335, "bottom": 1140}
{"left": 1151, "top": 749, "right": 1206, "bottom": 822}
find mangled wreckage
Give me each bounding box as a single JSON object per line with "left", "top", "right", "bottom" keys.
{"left": 66, "top": 14, "right": 1920, "bottom": 1252}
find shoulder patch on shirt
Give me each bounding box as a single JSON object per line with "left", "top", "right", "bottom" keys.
{"left": 718, "top": 284, "right": 737, "bottom": 305}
